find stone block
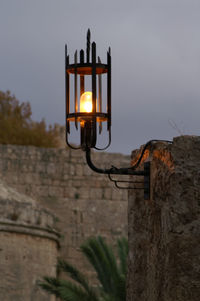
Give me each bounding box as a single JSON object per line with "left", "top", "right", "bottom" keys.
{"left": 46, "top": 163, "right": 56, "bottom": 175}
{"left": 83, "top": 164, "right": 93, "bottom": 176}
{"left": 48, "top": 186, "right": 63, "bottom": 198}
{"left": 69, "top": 164, "right": 75, "bottom": 175}
{"left": 89, "top": 188, "right": 103, "bottom": 200}
{"left": 127, "top": 136, "right": 200, "bottom": 301}
{"left": 75, "top": 164, "right": 83, "bottom": 176}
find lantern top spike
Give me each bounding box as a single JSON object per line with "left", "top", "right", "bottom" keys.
{"left": 87, "top": 29, "right": 91, "bottom": 63}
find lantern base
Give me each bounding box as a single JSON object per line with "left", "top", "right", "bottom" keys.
{"left": 81, "top": 121, "right": 97, "bottom": 150}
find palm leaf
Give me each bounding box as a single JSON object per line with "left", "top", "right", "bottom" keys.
{"left": 81, "top": 237, "right": 116, "bottom": 293}
{"left": 97, "top": 236, "right": 122, "bottom": 298}
{"left": 39, "top": 276, "right": 98, "bottom": 301}
{"left": 38, "top": 276, "right": 61, "bottom": 298}
{"left": 57, "top": 259, "right": 98, "bottom": 300}
{"left": 39, "top": 236, "right": 128, "bottom": 301}
{"left": 81, "top": 236, "right": 124, "bottom": 299}
{"left": 117, "top": 237, "right": 128, "bottom": 275}
{"left": 58, "top": 281, "right": 96, "bottom": 301}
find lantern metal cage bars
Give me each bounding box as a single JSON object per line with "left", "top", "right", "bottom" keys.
{"left": 65, "top": 29, "right": 111, "bottom": 151}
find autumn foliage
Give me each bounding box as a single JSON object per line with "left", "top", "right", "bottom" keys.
{"left": 0, "top": 90, "right": 60, "bottom": 148}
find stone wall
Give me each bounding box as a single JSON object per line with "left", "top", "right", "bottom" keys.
{"left": 127, "top": 136, "right": 200, "bottom": 301}
{"left": 0, "top": 144, "right": 129, "bottom": 277}
{"left": 0, "top": 179, "right": 59, "bottom": 301}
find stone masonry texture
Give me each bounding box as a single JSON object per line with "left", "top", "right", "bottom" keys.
{"left": 0, "top": 144, "right": 129, "bottom": 287}
{"left": 0, "top": 179, "right": 59, "bottom": 301}
{"left": 127, "top": 136, "right": 200, "bottom": 301}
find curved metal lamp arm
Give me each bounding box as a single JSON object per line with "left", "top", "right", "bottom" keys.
{"left": 85, "top": 139, "right": 172, "bottom": 200}
{"left": 85, "top": 147, "right": 150, "bottom": 199}
{"left": 85, "top": 148, "right": 145, "bottom": 176}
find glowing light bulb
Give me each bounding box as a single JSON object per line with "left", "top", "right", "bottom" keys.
{"left": 80, "top": 91, "right": 93, "bottom": 113}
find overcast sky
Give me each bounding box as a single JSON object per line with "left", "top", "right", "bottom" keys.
{"left": 1, "top": 0, "right": 200, "bottom": 154}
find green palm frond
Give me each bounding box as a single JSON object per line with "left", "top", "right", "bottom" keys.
{"left": 58, "top": 281, "right": 96, "bottom": 301}
{"left": 80, "top": 236, "right": 127, "bottom": 300}
{"left": 39, "top": 276, "right": 98, "bottom": 301}
{"left": 81, "top": 236, "right": 120, "bottom": 295}
{"left": 57, "top": 259, "right": 98, "bottom": 300}
{"left": 39, "top": 236, "right": 128, "bottom": 301}
{"left": 98, "top": 236, "right": 119, "bottom": 277}
{"left": 117, "top": 237, "right": 128, "bottom": 275}
{"left": 81, "top": 237, "right": 112, "bottom": 293}
{"left": 38, "top": 276, "right": 62, "bottom": 298}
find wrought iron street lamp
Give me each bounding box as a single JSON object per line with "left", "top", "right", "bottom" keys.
{"left": 65, "top": 30, "right": 150, "bottom": 199}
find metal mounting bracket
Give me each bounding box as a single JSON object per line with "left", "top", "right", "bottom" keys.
{"left": 85, "top": 148, "right": 150, "bottom": 200}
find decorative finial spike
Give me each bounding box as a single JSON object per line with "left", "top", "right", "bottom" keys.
{"left": 108, "top": 47, "right": 111, "bottom": 55}
{"left": 80, "top": 49, "right": 84, "bottom": 63}
{"left": 65, "top": 45, "right": 68, "bottom": 67}
{"left": 87, "top": 29, "right": 91, "bottom": 63}
{"left": 74, "top": 50, "right": 77, "bottom": 59}
{"left": 87, "top": 29, "right": 91, "bottom": 43}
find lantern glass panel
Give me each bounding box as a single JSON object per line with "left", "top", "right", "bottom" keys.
{"left": 80, "top": 91, "right": 93, "bottom": 113}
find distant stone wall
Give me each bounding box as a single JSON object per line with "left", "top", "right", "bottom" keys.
{"left": 0, "top": 144, "right": 129, "bottom": 277}
{"left": 127, "top": 136, "right": 200, "bottom": 301}
{"left": 0, "top": 179, "right": 59, "bottom": 301}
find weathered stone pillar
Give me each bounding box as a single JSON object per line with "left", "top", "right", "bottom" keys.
{"left": 0, "top": 179, "right": 59, "bottom": 301}
{"left": 127, "top": 136, "right": 200, "bottom": 301}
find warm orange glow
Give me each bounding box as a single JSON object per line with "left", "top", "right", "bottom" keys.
{"left": 80, "top": 91, "right": 93, "bottom": 113}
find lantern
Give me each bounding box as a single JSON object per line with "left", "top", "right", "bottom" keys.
{"left": 65, "top": 29, "right": 111, "bottom": 150}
